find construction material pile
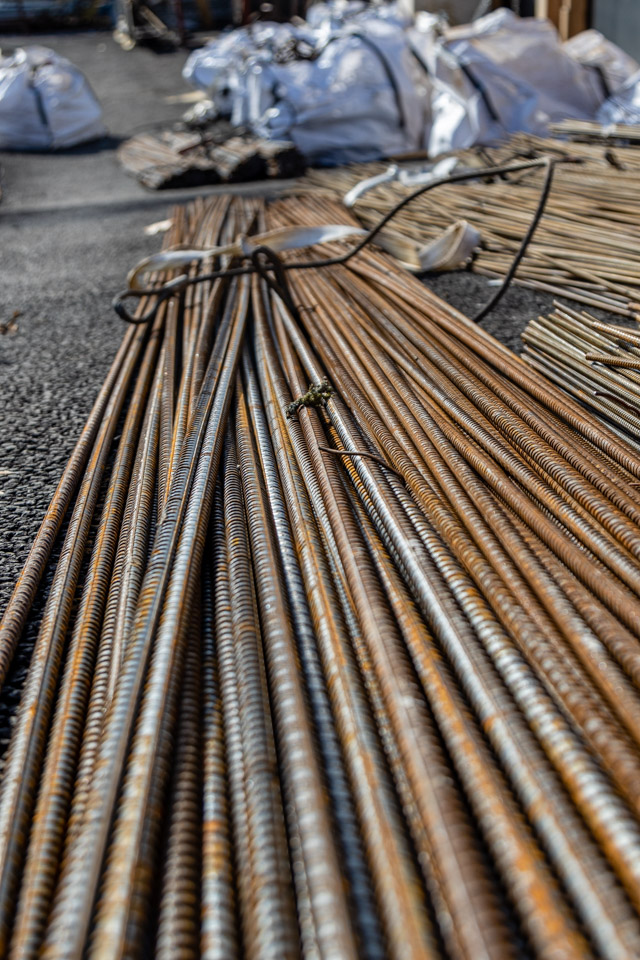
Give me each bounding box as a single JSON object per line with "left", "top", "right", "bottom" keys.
{"left": 306, "top": 132, "right": 640, "bottom": 317}
{"left": 4, "top": 192, "right": 640, "bottom": 959}
{"left": 550, "top": 119, "right": 640, "bottom": 144}
{"left": 183, "top": 6, "right": 639, "bottom": 164}
{"left": 523, "top": 303, "right": 640, "bottom": 446}
{"left": 118, "top": 131, "right": 306, "bottom": 189}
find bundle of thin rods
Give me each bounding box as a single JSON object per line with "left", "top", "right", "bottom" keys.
{"left": 550, "top": 120, "right": 640, "bottom": 146}
{"left": 523, "top": 301, "right": 640, "bottom": 446}
{"left": 4, "top": 192, "right": 640, "bottom": 959}
{"left": 305, "top": 132, "right": 640, "bottom": 318}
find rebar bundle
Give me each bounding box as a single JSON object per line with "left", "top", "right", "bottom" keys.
{"left": 523, "top": 302, "right": 640, "bottom": 446}
{"left": 304, "top": 133, "right": 640, "bottom": 318}
{"left": 4, "top": 191, "right": 640, "bottom": 959}
{"left": 549, "top": 121, "right": 640, "bottom": 146}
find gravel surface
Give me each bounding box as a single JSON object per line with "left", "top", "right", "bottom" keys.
{"left": 0, "top": 29, "right": 560, "bottom": 749}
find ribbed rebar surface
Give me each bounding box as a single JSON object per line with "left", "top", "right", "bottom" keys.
{"left": 3, "top": 193, "right": 640, "bottom": 959}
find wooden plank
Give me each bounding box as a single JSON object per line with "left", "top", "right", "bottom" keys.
{"left": 558, "top": 0, "right": 571, "bottom": 38}
{"left": 568, "top": 0, "right": 589, "bottom": 34}
{"left": 536, "top": 0, "right": 562, "bottom": 26}
{"left": 537, "top": 0, "right": 590, "bottom": 37}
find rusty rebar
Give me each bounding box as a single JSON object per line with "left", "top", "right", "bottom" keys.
{"left": 4, "top": 191, "right": 640, "bottom": 960}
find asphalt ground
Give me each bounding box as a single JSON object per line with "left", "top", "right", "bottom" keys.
{"left": 0, "top": 29, "right": 560, "bottom": 749}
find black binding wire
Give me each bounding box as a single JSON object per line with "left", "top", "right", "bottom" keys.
{"left": 250, "top": 244, "right": 303, "bottom": 324}
{"left": 471, "top": 155, "right": 556, "bottom": 322}
{"left": 113, "top": 154, "right": 573, "bottom": 326}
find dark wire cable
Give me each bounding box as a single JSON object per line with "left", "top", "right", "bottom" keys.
{"left": 471, "top": 156, "right": 556, "bottom": 322}
{"left": 113, "top": 154, "right": 568, "bottom": 326}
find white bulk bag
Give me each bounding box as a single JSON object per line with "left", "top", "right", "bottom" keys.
{"left": 416, "top": 9, "right": 607, "bottom": 155}
{"left": 245, "top": 19, "right": 422, "bottom": 164}
{"left": 412, "top": 13, "right": 540, "bottom": 154}
{"left": 182, "top": 22, "right": 315, "bottom": 115}
{"left": 0, "top": 46, "right": 105, "bottom": 150}
{"left": 597, "top": 70, "right": 640, "bottom": 126}
{"left": 564, "top": 30, "right": 639, "bottom": 100}
{"left": 449, "top": 11, "right": 604, "bottom": 121}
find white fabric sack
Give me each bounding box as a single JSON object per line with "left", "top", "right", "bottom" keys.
{"left": 465, "top": 12, "right": 602, "bottom": 116}
{"left": 597, "top": 70, "right": 640, "bottom": 126}
{"left": 446, "top": 10, "right": 604, "bottom": 120}
{"left": 182, "top": 22, "right": 315, "bottom": 115}
{"left": 417, "top": 10, "right": 607, "bottom": 155}
{"left": 0, "top": 46, "right": 104, "bottom": 150}
{"left": 182, "top": 6, "right": 636, "bottom": 166}
{"left": 245, "top": 19, "right": 422, "bottom": 164}
{"left": 564, "top": 30, "right": 639, "bottom": 99}
{"left": 413, "top": 23, "right": 537, "bottom": 154}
